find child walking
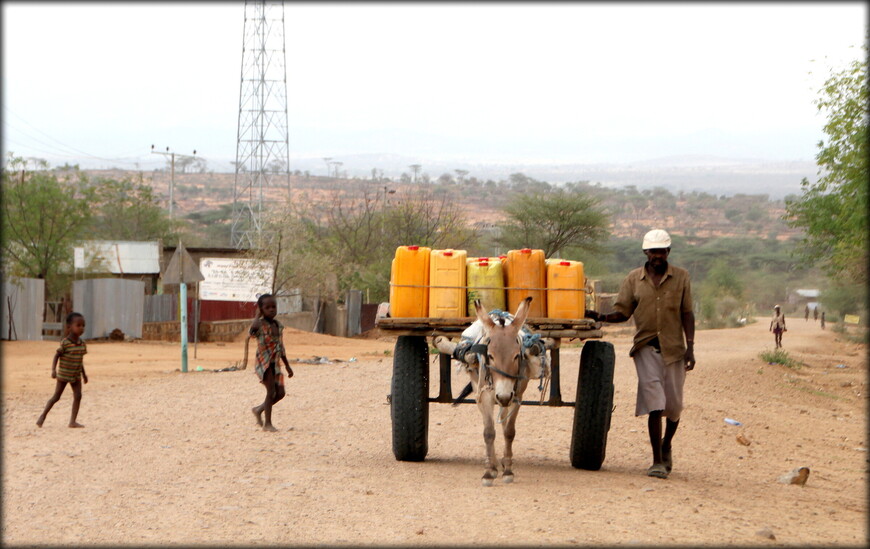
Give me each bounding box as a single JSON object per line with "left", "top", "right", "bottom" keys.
{"left": 249, "top": 293, "right": 293, "bottom": 432}
{"left": 37, "top": 312, "right": 88, "bottom": 428}
{"left": 770, "top": 305, "right": 787, "bottom": 349}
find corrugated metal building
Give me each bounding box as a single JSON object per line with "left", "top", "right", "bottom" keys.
{"left": 75, "top": 240, "right": 162, "bottom": 294}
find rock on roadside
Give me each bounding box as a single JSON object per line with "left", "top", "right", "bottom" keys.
{"left": 778, "top": 466, "right": 810, "bottom": 486}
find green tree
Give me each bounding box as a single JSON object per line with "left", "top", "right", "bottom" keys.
{"left": 2, "top": 155, "right": 92, "bottom": 298}
{"left": 701, "top": 259, "right": 744, "bottom": 299}
{"left": 697, "top": 258, "right": 747, "bottom": 329}
{"left": 181, "top": 204, "right": 233, "bottom": 247}
{"left": 822, "top": 278, "right": 868, "bottom": 318}
{"left": 496, "top": 189, "right": 609, "bottom": 258}
{"left": 785, "top": 47, "right": 868, "bottom": 286}
{"left": 86, "top": 175, "right": 177, "bottom": 242}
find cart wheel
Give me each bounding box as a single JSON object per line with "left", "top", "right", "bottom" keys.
{"left": 391, "top": 335, "right": 429, "bottom": 461}
{"left": 570, "top": 340, "right": 615, "bottom": 470}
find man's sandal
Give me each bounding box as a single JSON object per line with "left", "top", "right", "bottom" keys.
{"left": 647, "top": 463, "right": 669, "bottom": 479}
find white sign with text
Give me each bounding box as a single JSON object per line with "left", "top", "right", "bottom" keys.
{"left": 198, "top": 258, "right": 274, "bottom": 302}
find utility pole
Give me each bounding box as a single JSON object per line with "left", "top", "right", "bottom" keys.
{"left": 381, "top": 185, "right": 395, "bottom": 237}
{"left": 409, "top": 164, "right": 421, "bottom": 184}
{"left": 151, "top": 145, "right": 196, "bottom": 219}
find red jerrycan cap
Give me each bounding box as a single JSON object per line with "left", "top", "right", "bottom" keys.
{"left": 408, "top": 245, "right": 419, "bottom": 250}
{"left": 560, "top": 261, "right": 571, "bottom": 266}
{"left": 443, "top": 250, "right": 453, "bottom": 256}
{"left": 520, "top": 248, "right": 531, "bottom": 253}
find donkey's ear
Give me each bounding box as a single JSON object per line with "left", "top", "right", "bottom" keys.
{"left": 513, "top": 296, "right": 533, "bottom": 327}
{"left": 474, "top": 299, "right": 495, "bottom": 328}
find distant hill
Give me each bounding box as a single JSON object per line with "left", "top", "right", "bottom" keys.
{"left": 79, "top": 165, "right": 804, "bottom": 245}
{"left": 279, "top": 153, "right": 817, "bottom": 199}
{"left": 55, "top": 151, "right": 817, "bottom": 200}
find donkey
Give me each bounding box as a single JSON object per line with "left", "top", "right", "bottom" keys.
{"left": 434, "top": 297, "right": 549, "bottom": 486}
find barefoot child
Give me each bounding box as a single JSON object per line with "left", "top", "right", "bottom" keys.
{"left": 37, "top": 312, "right": 89, "bottom": 428}
{"left": 249, "top": 294, "right": 293, "bottom": 432}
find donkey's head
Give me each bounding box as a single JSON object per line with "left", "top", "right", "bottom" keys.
{"left": 474, "top": 296, "right": 532, "bottom": 407}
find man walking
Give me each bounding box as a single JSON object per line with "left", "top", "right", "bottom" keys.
{"left": 585, "top": 229, "right": 695, "bottom": 479}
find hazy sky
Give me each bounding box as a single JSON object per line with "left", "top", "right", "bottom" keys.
{"left": 2, "top": 2, "right": 866, "bottom": 172}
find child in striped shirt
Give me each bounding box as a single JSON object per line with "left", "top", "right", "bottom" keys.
{"left": 37, "top": 312, "right": 89, "bottom": 428}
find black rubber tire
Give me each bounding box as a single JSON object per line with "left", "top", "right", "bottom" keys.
{"left": 390, "top": 335, "right": 430, "bottom": 461}
{"left": 570, "top": 340, "right": 616, "bottom": 470}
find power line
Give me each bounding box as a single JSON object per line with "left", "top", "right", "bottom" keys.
{"left": 3, "top": 106, "right": 133, "bottom": 162}
{"left": 3, "top": 106, "right": 187, "bottom": 170}
{"left": 2, "top": 113, "right": 146, "bottom": 168}
{"left": 3, "top": 106, "right": 225, "bottom": 174}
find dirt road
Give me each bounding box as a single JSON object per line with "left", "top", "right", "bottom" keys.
{"left": 2, "top": 317, "right": 866, "bottom": 545}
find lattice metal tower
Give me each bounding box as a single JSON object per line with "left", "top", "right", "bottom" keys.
{"left": 231, "top": 0, "right": 290, "bottom": 249}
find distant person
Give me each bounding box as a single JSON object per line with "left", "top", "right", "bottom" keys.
{"left": 813, "top": 306, "right": 819, "bottom": 322}
{"left": 249, "top": 293, "right": 293, "bottom": 432}
{"left": 805, "top": 305, "right": 810, "bottom": 322}
{"left": 770, "top": 305, "right": 787, "bottom": 349}
{"left": 36, "top": 312, "right": 89, "bottom": 428}
{"left": 820, "top": 312, "right": 826, "bottom": 330}
{"left": 585, "top": 229, "right": 695, "bottom": 480}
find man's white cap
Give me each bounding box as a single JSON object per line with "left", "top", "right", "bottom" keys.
{"left": 642, "top": 229, "right": 671, "bottom": 250}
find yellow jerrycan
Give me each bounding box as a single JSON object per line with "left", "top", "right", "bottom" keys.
{"left": 429, "top": 249, "right": 467, "bottom": 318}
{"left": 505, "top": 248, "right": 546, "bottom": 317}
{"left": 466, "top": 256, "right": 505, "bottom": 313}
{"left": 389, "top": 245, "right": 431, "bottom": 317}
{"left": 546, "top": 259, "right": 586, "bottom": 319}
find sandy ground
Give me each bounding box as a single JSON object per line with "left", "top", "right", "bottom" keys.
{"left": 2, "top": 318, "right": 866, "bottom": 546}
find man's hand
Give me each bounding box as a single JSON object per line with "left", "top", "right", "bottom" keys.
{"left": 584, "top": 309, "right": 600, "bottom": 322}
{"left": 684, "top": 345, "right": 696, "bottom": 371}
{"left": 82, "top": 373, "right": 89, "bottom": 384}
{"left": 51, "top": 370, "right": 57, "bottom": 379}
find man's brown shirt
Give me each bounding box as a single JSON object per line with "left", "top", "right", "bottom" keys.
{"left": 613, "top": 263, "right": 693, "bottom": 365}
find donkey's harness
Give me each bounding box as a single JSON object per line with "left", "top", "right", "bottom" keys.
{"left": 468, "top": 340, "right": 529, "bottom": 385}
{"left": 452, "top": 309, "right": 550, "bottom": 406}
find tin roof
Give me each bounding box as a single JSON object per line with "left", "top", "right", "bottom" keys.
{"left": 74, "top": 241, "right": 161, "bottom": 274}
{"left": 794, "top": 289, "right": 820, "bottom": 298}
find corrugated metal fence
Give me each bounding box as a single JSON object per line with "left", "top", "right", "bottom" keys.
{"left": 73, "top": 279, "right": 145, "bottom": 339}
{"left": 1, "top": 278, "right": 45, "bottom": 340}
{"left": 144, "top": 295, "right": 259, "bottom": 323}
{"left": 144, "top": 294, "right": 177, "bottom": 323}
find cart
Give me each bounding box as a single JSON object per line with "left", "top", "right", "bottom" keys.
{"left": 375, "top": 313, "right": 616, "bottom": 471}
